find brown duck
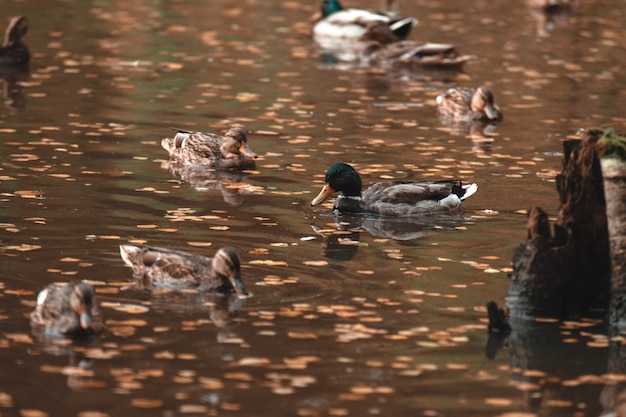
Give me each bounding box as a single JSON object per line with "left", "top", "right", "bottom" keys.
{"left": 119, "top": 244, "right": 249, "bottom": 297}
{"left": 161, "top": 127, "right": 257, "bottom": 171}
{"left": 436, "top": 86, "right": 503, "bottom": 122}
{"left": 30, "top": 282, "right": 103, "bottom": 336}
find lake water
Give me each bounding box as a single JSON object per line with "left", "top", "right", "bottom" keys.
{"left": 1, "top": 0, "right": 625, "bottom": 416}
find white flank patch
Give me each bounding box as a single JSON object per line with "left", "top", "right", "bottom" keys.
{"left": 437, "top": 194, "right": 462, "bottom": 210}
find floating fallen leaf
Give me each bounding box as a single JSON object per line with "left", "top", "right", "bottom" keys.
{"left": 198, "top": 377, "right": 224, "bottom": 390}
{"left": 223, "top": 372, "right": 253, "bottom": 381}
{"left": 288, "top": 332, "right": 317, "bottom": 340}
{"left": 249, "top": 260, "right": 288, "bottom": 266}
{"left": 131, "top": 399, "right": 163, "bottom": 408}
{"left": 303, "top": 260, "right": 327, "bottom": 267}
{"left": 484, "top": 398, "right": 513, "bottom": 406}
{"left": 100, "top": 302, "right": 149, "bottom": 314}
{"left": 238, "top": 357, "right": 270, "bottom": 366}
{"left": 187, "top": 242, "right": 212, "bottom": 247}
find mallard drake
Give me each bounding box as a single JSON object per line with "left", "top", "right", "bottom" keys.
{"left": 161, "top": 127, "right": 257, "bottom": 171}
{"left": 30, "top": 282, "right": 103, "bottom": 337}
{"left": 313, "top": 0, "right": 417, "bottom": 49}
{"left": 311, "top": 163, "right": 478, "bottom": 216}
{"left": 119, "top": 244, "right": 249, "bottom": 297}
{"left": 436, "top": 86, "right": 503, "bottom": 122}
{"left": 360, "top": 40, "right": 476, "bottom": 69}
{"left": 1, "top": 16, "right": 29, "bottom": 66}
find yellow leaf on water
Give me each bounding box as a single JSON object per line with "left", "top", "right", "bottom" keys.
{"left": 249, "top": 260, "right": 288, "bottom": 266}
{"left": 288, "top": 332, "right": 317, "bottom": 340}
{"left": 100, "top": 302, "right": 149, "bottom": 314}
{"left": 303, "top": 261, "right": 328, "bottom": 266}
{"left": 484, "top": 398, "right": 513, "bottom": 407}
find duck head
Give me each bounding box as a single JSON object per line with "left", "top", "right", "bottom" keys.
{"left": 212, "top": 247, "right": 249, "bottom": 297}
{"left": 471, "top": 86, "right": 502, "bottom": 121}
{"left": 321, "top": 0, "right": 343, "bottom": 17}
{"left": 69, "top": 282, "right": 96, "bottom": 331}
{"left": 311, "top": 163, "right": 362, "bottom": 206}
{"left": 221, "top": 128, "right": 258, "bottom": 160}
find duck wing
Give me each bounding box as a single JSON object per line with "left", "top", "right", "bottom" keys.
{"left": 363, "top": 181, "right": 459, "bottom": 204}
{"left": 120, "top": 244, "right": 210, "bottom": 288}
{"left": 162, "top": 128, "right": 223, "bottom": 160}
{"left": 362, "top": 180, "right": 475, "bottom": 215}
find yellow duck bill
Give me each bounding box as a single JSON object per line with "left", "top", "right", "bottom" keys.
{"left": 311, "top": 184, "right": 336, "bottom": 206}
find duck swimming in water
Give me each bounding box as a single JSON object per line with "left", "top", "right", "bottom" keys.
{"left": 119, "top": 244, "right": 249, "bottom": 297}
{"left": 313, "top": 0, "right": 417, "bottom": 49}
{"left": 30, "top": 282, "right": 102, "bottom": 337}
{"left": 161, "top": 127, "right": 257, "bottom": 171}
{"left": 436, "top": 86, "right": 503, "bottom": 122}
{"left": 311, "top": 163, "right": 477, "bottom": 217}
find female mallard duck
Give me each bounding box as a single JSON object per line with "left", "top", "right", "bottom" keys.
{"left": 1, "top": 16, "right": 29, "bottom": 65}
{"left": 161, "top": 127, "right": 257, "bottom": 171}
{"left": 119, "top": 244, "right": 249, "bottom": 297}
{"left": 436, "top": 86, "right": 503, "bottom": 122}
{"left": 311, "top": 163, "right": 477, "bottom": 216}
{"left": 360, "top": 40, "right": 476, "bottom": 69}
{"left": 30, "top": 282, "right": 103, "bottom": 337}
{"left": 313, "top": 0, "right": 417, "bottom": 49}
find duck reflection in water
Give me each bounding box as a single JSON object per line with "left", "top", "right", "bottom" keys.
{"left": 144, "top": 289, "right": 247, "bottom": 342}
{"left": 1, "top": 65, "right": 29, "bottom": 112}
{"left": 311, "top": 212, "right": 475, "bottom": 261}
{"left": 162, "top": 160, "right": 255, "bottom": 206}
{"left": 527, "top": 0, "right": 578, "bottom": 37}
{"left": 311, "top": 223, "right": 363, "bottom": 262}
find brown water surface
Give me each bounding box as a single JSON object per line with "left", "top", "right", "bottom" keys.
{"left": 1, "top": 0, "right": 625, "bottom": 416}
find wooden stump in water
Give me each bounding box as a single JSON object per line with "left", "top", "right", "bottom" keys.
{"left": 500, "top": 128, "right": 617, "bottom": 322}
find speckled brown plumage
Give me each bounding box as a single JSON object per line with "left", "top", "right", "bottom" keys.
{"left": 437, "top": 86, "right": 503, "bottom": 122}
{"left": 30, "top": 282, "right": 103, "bottom": 337}
{"left": 120, "top": 244, "right": 249, "bottom": 297}
{"left": 161, "top": 127, "right": 257, "bottom": 171}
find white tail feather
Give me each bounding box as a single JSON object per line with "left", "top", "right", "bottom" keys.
{"left": 460, "top": 183, "right": 478, "bottom": 200}
{"left": 119, "top": 244, "right": 138, "bottom": 267}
